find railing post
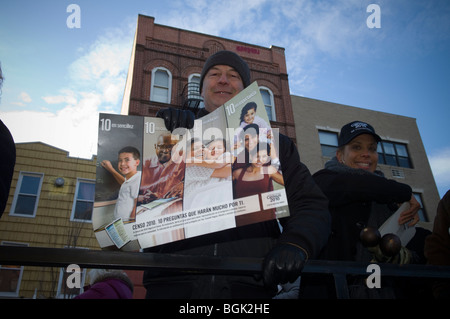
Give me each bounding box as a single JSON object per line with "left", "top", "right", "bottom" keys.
{"left": 333, "top": 273, "right": 350, "bottom": 299}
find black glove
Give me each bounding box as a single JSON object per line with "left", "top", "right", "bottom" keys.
{"left": 156, "top": 108, "right": 195, "bottom": 132}
{"left": 262, "top": 243, "right": 307, "bottom": 288}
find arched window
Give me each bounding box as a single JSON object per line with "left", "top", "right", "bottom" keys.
{"left": 150, "top": 67, "right": 172, "bottom": 104}
{"left": 259, "top": 87, "right": 275, "bottom": 121}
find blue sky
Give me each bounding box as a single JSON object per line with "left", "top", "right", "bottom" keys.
{"left": 1, "top": 0, "right": 449, "bottom": 197}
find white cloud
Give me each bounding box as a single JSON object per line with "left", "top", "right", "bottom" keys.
{"left": 3, "top": 22, "right": 135, "bottom": 159}
{"left": 162, "top": 0, "right": 379, "bottom": 95}
{"left": 165, "top": 0, "right": 269, "bottom": 37}
{"left": 3, "top": 93, "right": 101, "bottom": 159}
{"left": 42, "top": 89, "right": 77, "bottom": 105}
{"left": 10, "top": 91, "right": 33, "bottom": 106}
{"left": 19, "top": 91, "right": 32, "bottom": 103}
{"left": 429, "top": 147, "right": 450, "bottom": 197}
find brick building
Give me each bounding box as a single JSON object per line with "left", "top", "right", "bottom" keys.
{"left": 121, "top": 14, "right": 296, "bottom": 142}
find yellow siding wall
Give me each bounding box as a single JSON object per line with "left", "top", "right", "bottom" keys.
{"left": 0, "top": 143, "right": 100, "bottom": 298}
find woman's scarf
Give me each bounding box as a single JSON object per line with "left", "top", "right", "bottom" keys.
{"left": 324, "top": 156, "right": 384, "bottom": 177}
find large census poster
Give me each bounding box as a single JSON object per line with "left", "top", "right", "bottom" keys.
{"left": 92, "top": 82, "right": 290, "bottom": 251}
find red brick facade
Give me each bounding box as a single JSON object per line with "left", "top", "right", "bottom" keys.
{"left": 122, "top": 14, "right": 296, "bottom": 141}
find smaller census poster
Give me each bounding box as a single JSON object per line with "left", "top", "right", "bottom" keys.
{"left": 93, "top": 113, "right": 144, "bottom": 251}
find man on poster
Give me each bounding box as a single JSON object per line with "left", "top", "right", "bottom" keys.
{"left": 138, "top": 132, "right": 185, "bottom": 205}
{"left": 144, "top": 50, "right": 331, "bottom": 298}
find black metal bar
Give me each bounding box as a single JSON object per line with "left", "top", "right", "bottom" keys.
{"left": 3, "top": 246, "right": 450, "bottom": 278}
{"left": 2, "top": 245, "right": 450, "bottom": 299}
{"left": 0, "top": 246, "right": 261, "bottom": 275}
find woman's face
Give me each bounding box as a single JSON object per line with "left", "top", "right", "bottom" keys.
{"left": 251, "top": 149, "right": 270, "bottom": 168}
{"left": 336, "top": 134, "right": 378, "bottom": 173}
{"left": 244, "top": 133, "right": 259, "bottom": 152}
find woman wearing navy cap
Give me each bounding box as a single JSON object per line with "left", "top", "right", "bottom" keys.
{"left": 302, "top": 121, "right": 427, "bottom": 298}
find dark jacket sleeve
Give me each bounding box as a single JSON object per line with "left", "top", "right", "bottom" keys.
{"left": 0, "top": 120, "right": 16, "bottom": 217}
{"left": 276, "top": 134, "right": 331, "bottom": 259}
{"left": 313, "top": 169, "right": 412, "bottom": 207}
{"left": 425, "top": 190, "right": 450, "bottom": 266}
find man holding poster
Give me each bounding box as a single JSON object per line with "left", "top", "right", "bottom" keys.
{"left": 145, "top": 50, "right": 331, "bottom": 298}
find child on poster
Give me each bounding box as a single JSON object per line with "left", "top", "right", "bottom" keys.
{"left": 233, "top": 101, "right": 272, "bottom": 149}
{"left": 101, "top": 146, "right": 142, "bottom": 221}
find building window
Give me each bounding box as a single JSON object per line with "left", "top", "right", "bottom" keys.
{"left": 10, "top": 172, "right": 44, "bottom": 217}
{"left": 259, "top": 87, "right": 275, "bottom": 121}
{"left": 319, "top": 131, "right": 338, "bottom": 157}
{"left": 377, "top": 142, "right": 412, "bottom": 168}
{"left": 71, "top": 179, "right": 95, "bottom": 222}
{"left": 150, "top": 67, "right": 172, "bottom": 104}
{"left": 413, "top": 193, "right": 427, "bottom": 222}
{"left": 0, "top": 242, "right": 27, "bottom": 297}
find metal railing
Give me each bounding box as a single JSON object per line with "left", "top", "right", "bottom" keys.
{"left": 181, "top": 82, "right": 203, "bottom": 111}
{"left": 1, "top": 246, "right": 450, "bottom": 299}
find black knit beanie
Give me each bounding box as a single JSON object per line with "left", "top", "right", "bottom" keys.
{"left": 199, "top": 50, "right": 251, "bottom": 93}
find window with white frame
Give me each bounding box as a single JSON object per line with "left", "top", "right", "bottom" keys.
{"left": 150, "top": 67, "right": 172, "bottom": 103}
{"left": 10, "top": 172, "right": 44, "bottom": 217}
{"left": 70, "top": 179, "right": 95, "bottom": 222}
{"left": 377, "top": 141, "right": 412, "bottom": 168}
{"left": 259, "top": 87, "right": 275, "bottom": 121}
{"left": 0, "top": 242, "right": 28, "bottom": 297}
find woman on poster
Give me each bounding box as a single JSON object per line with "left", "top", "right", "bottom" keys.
{"left": 232, "top": 142, "right": 284, "bottom": 226}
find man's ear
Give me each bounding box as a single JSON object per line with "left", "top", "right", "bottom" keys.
{"left": 336, "top": 149, "right": 343, "bottom": 163}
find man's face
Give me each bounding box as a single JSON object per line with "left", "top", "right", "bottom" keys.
{"left": 155, "top": 134, "right": 177, "bottom": 164}
{"left": 201, "top": 65, "right": 245, "bottom": 113}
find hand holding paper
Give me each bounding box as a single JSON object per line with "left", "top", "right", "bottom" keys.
{"left": 398, "top": 194, "right": 421, "bottom": 227}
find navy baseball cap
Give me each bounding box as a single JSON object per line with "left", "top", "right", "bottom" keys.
{"left": 338, "top": 121, "right": 382, "bottom": 147}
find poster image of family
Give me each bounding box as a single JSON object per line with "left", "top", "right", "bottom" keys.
{"left": 92, "top": 82, "right": 290, "bottom": 251}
